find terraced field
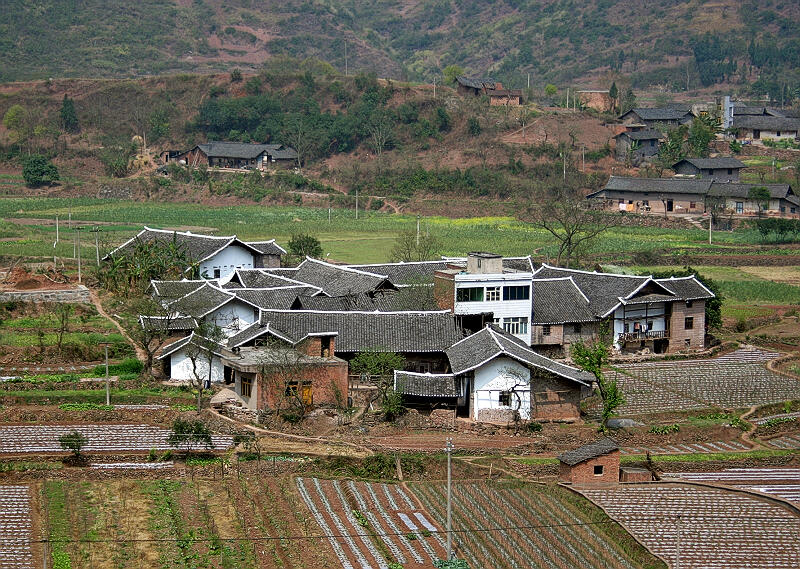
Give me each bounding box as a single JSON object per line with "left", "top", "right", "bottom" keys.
{"left": 0, "top": 485, "right": 34, "bottom": 569}
{"left": 621, "top": 440, "right": 750, "bottom": 455}
{"left": 766, "top": 433, "right": 800, "bottom": 450}
{"left": 0, "top": 424, "right": 233, "bottom": 454}
{"left": 581, "top": 484, "right": 800, "bottom": 569}
{"left": 663, "top": 469, "right": 800, "bottom": 507}
{"left": 611, "top": 348, "right": 800, "bottom": 416}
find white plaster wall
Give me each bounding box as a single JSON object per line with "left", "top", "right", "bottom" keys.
{"left": 613, "top": 304, "right": 666, "bottom": 348}
{"left": 472, "top": 357, "right": 531, "bottom": 420}
{"left": 761, "top": 130, "right": 798, "bottom": 141}
{"left": 200, "top": 245, "right": 255, "bottom": 280}
{"left": 453, "top": 276, "right": 532, "bottom": 344}
{"left": 169, "top": 348, "right": 224, "bottom": 385}
{"left": 235, "top": 371, "right": 259, "bottom": 410}
{"left": 207, "top": 301, "right": 257, "bottom": 336}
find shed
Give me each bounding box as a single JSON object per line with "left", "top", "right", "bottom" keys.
{"left": 558, "top": 438, "right": 620, "bottom": 485}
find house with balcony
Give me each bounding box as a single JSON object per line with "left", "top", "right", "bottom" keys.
{"left": 434, "top": 252, "right": 533, "bottom": 344}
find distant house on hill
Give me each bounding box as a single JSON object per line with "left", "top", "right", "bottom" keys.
{"left": 176, "top": 141, "right": 298, "bottom": 169}
{"left": 619, "top": 107, "right": 693, "bottom": 128}
{"left": 731, "top": 116, "right": 800, "bottom": 143}
{"left": 614, "top": 129, "right": 663, "bottom": 163}
{"left": 672, "top": 157, "right": 745, "bottom": 182}
{"left": 456, "top": 76, "right": 522, "bottom": 106}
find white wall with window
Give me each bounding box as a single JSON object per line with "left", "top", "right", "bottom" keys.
{"left": 200, "top": 245, "right": 255, "bottom": 280}
{"left": 453, "top": 273, "right": 533, "bottom": 344}
{"left": 612, "top": 302, "right": 667, "bottom": 348}
{"left": 472, "top": 356, "right": 531, "bottom": 421}
{"left": 206, "top": 300, "right": 259, "bottom": 337}
{"left": 168, "top": 348, "right": 224, "bottom": 385}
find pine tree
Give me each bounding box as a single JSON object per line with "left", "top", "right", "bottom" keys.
{"left": 608, "top": 82, "right": 618, "bottom": 113}
{"left": 60, "top": 94, "right": 79, "bottom": 133}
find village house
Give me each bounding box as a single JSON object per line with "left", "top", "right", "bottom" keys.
{"left": 157, "top": 282, "right": 261, "bottom": 337}
{"left": 589, "top": 177, "right": 799, "bottom": 217}
{"left": 106, "top": 227, "right": 285, "bottom": 280}
{"left": 434, "top": 252, "right": 534, "bottom": 344}
{"left": 672, "top": 157, "right": 745, "bottom": 182}
{"left": 619, "top": 107, "right": 693, "bottom": 129}
{"left": 158, "top": 332, "right": 229, "bottom": 385}
{"left": 394, "top": 325, "right": 593, "bottom": 423}
{"left": 558, "top": 438, "right": 620, "bottom": 485}
{"left": 175, "top": 141, "right": 299, "bottom": 169}
{"left": 531, "top": 265, "right": 714, "bottom": 355}
{"left": 456, "top": 76, "right": 522, "bottom": 106}
{"left": 614, "top": 129, "right": 663, "bottom": 163}
{"left": 731, "top": 116, "right": 800, "bottom": 143}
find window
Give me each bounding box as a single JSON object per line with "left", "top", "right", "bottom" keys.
{"left": 213, "top": 268, "right": 221, "bottom": 279}
{"left": 573, "top": 323, "right": 582, "bottom": 334}
{"left": 727, "top": 169, "right": 733, "bottom": 175}
{"left": 456, "top": 287, "right": 484, "bottom": 302}
{"left": 707, "top": 169, "right": 714, "bottom": 176}
{"left": 477, "top": 258, "right": 482, "bottom": 268}
{"left": 792, "top": 208, "right": 797, "bottom": 214}
{"left": 649, "top": 140, "right": 655, "bottom": 147}
{"left": 642, "top": 200, "right": 649, "bottom": 206}
{"left": 689, "top": 201, "right": 696, "bottom": 209}
{"left": 736, "top": 201, "right": 744, "bottom": 214}
{"left": 684, "top": 316, "right": 694, "bottom": 330}
{"left": 542, "top": 324, "right": 551, "bottom": 336}
{"left": 485, "top": 286, "right": 501, "bottom": 302}
{"left": 593, "top": 465, "right": 604, "bottom": 476}
{"left": 777, "top": 131, "right": 781, "bottom": 137}
{"left": 618, "top": 199, "right": 624, "bottom": 205}
{"left": 240, "top": 375, "right": 252, "bottom": 398}
{"left": 686, "top": 300, "right": 693, "bottom": 308}
{"left": 781, "top": 206, "right": 786, "bottom": 214}
{"left": 499, "top": 391, "right": 512, "bottom": 406}
{"left": 503, "top": 317, "right": 528, "bottom": 335}
{"left": 503, "top": 285, "right": 530, "bottom": 301}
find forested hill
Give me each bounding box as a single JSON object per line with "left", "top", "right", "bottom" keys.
{"left": 1, "top": 0, "right": 799, "bottom": 98}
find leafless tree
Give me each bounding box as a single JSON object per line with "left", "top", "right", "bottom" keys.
{"left": 257, "top": 340, "right": 321, "bottom": 425}
{"left": 282, "top": 115, "right": 317, "bottom": 168}
{"left": 185, "top": 322, "right": 227, "bottom": 411}
{"left": 526, "top": 184, "right": 614, "bottom": 268}
{"left": 389, "top": 229, "right": 441, "bottom": 262}
{"left": 131, "top": 296, "right": 183, "bottom": 376}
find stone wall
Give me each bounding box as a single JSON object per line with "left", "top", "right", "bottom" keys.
{"left": 476, "top": 407, "right": 516, "bottom": 423}
{"left": 0, "top": 286, "right": 91, "bottom": 304}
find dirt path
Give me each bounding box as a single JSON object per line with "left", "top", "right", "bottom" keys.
{"left": 740, "top": 405, "right": 767, "bottom": 449}
{"left": 88, "top": 288, "right": 146, "bottom": 361}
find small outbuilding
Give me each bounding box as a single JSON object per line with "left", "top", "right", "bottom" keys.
{"left": 558, "top": 438, "right": 620, "bottom": 485}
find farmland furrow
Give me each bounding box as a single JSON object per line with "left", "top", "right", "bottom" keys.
{"left": 364, "top": 481, "right": 425, "bottom": 564}
{"left": 329, "top": 480, "right": 389, "bottom": 568}
{"left": 296, "top": 477, "right": 355, "bottom": 569}
{"left": 346, "top": 481, "right": 407, "bottom": 564}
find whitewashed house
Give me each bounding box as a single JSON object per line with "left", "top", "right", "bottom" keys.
{"left": 158, "top": 333, "right": 227, "bottom": 385}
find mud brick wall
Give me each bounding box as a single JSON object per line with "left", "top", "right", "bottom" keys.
{"left": 531, "top": 371, "right": 582, "bottom": 421}
{"left": 0, "top": 286, "right": 91, "bottom": 304}
{"left": 669, "top": 300, "right": 706, "bottom": 352}
{"left": 477, "top": 408, "right": 516, "bottom": 423}
{"left": 258, "top": 360, "right": 348, "bottom": 409}
{"left": 559, "top": 450, "right": 620, "bottom": 485}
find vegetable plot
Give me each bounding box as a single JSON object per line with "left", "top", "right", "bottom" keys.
{"left": 0, "top": 485, "right": 34, "bottom": 569}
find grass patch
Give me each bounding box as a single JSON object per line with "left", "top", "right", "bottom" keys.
{"left": 621, "top": 449, "right": 797, "bottom": 463}
{"left": 515, "top": 456, "right": 559, "bottom": 465}
{"left": 3, "top": 387, "right": 194, "bottom": 405}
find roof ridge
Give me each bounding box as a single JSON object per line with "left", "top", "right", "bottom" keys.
{"left": 539, "top": 263, "right": 649, "bottom": 278}
{"left": 304, "top": 257, "right": 390, "bottom": 278}
{"left": 258, "top": 308, "right": 450, "bottom": 316}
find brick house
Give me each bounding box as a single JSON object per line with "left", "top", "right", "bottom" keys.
{"left": 614, "top": 129, "right": 663, "bottom": 164}
{"left": 619, "top": 107, "right": 693, "bottom": 128}
{"left": 558, "top": 438, "right": 620, "bottom": 485}
{"left": 456, "top": 76, "right": 522, "bottom": 106}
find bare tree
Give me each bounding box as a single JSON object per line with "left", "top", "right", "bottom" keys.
{"left": 185, "top": 322, "right": 227, "bottom": 411}
{"left": 282, "top": 115, "right": 317, "bottom": 168}
{"left": 527, "top": 184, "right": 614, "bottom": 268}
{"left": 389, "top": 229, "right": 440, "bottom": 262}
{"left": 131, "top": 296, "right": 183, "bottom": 376}
{"left": 367, "top": 113, "right": 394, "bottom": 159}
{"left": 257, "top": 340, "right": 321, "bottom": 425}
{"left": 499, "top": 365, "right": 532, "bottom": 433}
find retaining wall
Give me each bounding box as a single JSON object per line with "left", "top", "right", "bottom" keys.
{"left": 0, "top": 286, "right": 91, "bottom": 304}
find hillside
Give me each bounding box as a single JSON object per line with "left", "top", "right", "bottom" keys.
{"left": 2, "top": 0, "right": 799, "bottom": 98}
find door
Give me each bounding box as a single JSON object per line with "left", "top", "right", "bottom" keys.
{"left": 666, "top": 199, "right": 674, "bottom": 212}
{"left": 300, "top": 383, "right": 313, "bottom": 406}
{"left": 753, "top": 129, "right": 760, "bottom": 139}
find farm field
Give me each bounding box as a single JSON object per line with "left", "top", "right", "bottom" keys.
{"left": 581, "top": 484, "right": 800, "bottom": 569}
{"left": 406, "top": 479, "right": 663, "bottom": 569}
{"left": 2, "top": 197, "right": 800, "bottom": 264}
{"left": 0, "top": 485, "right": 35, "bottom": 569}
{"left": 662, "top": 468, "right": 800, "bottom": 506}
{"left": 39, "top": 476, "right": 335, "bottom": 569}
{"left": 610, "top": 348, "right": 800, "bottom": 416}
{"left": 0, "top": 424, "right": 234, "bottom": 454}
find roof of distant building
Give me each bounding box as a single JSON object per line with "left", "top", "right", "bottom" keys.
{"left": 558, "top": 437, "right": 619, "bottom": 466}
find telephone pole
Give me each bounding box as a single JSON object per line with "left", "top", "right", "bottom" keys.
{"left": 445, "top": 438, "right": 454, "bottom": 560}
{"left": 675, "top": 514, "right": 682, "bottom": 569}
{"left": 76, "top": 227, "right": 82, "bottom": 283}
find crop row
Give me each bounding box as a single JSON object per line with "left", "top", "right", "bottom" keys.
{"left": 581, "top": 485, "right": 800, "bottom": 569}
{"left": 408, "top": 480, "right": 639, "bottom": 569}
{"left": 0, "top": 485, "right": 34, "bottom": 569}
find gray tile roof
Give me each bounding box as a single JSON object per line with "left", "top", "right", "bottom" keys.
{"left": 394, "top": 371, "right": 462, "bottom": 397}
{"left": 346, "top": 261, "right": 450, "bottom": 284}
{"left": 244, "top": 240, "right": 287, "bottom": 256}
{"left": 151, "top": 280, "right": 207, "bottom": 303}
{"left": 615, "top": 129, "right": 663, "bottom": 141}
{"left": 592, "top": 176, "right": 713, "bottom": 197}
{"left": 233, "top": 287, "right": 318, "bottom": 310}
{"left": 732, "top": 116, "right": 800, "bottom": 131}
{"left": 223, "top": 269, "right": 316, "bottom": 291}
{"left": 158, "top": 332, "right": 228, "bottom": 360}
{"left": 196, "top": 142, "right": 298, "bottom": 161}
{"left": 674, "top": 157, "right": 746, "bottom": 170}
{"left": 621, "top": 108, "right": 692, "bottom": 121}
{"left": 707, "top": 183, "right": 794, "bottom": 200}
{"left": 235, "top": 309, "right": 462, "bottom": 353}
{"left": 558, "top": 437, "right": 619, "bottom": 466}
{"left": 168, "top": 283, "right": 236, "bottom": 318}
{"left": 655, "top": 276, "right": 715, "bottom": 300}
{"left": 446, "top": 325, "right": 592, "bottom": 385}
{"left": 292, "top": 292, "right": 398, "bottom": 312}
{"left": 731, "top": 106, "right": 784, "bottom": 117}
{"left": 457, "top": 76, "right": 498, "bottom": 90}
{"left": 292, "top": 259, "right": 397, "bottom": 296}
{"left": 532, "top": 278, "right": 596, "bottom": 324}
{"left": 139, "top": 315, "right": 198, "bottom": 332}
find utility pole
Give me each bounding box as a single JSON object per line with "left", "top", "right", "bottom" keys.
{"left": 328, "top": 207, "right": 331, "bottom": 224}
{"left": 344, "top": 40, "right": 348, "bottom": 77}
{"left": 355, "top": 188, "right": 358, "bottom": 220}
{"left": 708, "top": 214, "right": 712, "bottom": 244}
{"left": 445, "top": 438, "right": 454, "bottom": 560}
{"left": 433, "top": 76, "right": 436, "bottom": 99}
{"left": 675, "top": 514, "right": 682, "bottom": 569}
{"left": 582, "top": 145, "right": 586, "bottom": 172}
{"left": 100, "top": 342, "right": 112, "bottom": 406}
{"left": 93, "top": 227, "right": 100, "bottom": 266}
{"left": 416, "top": 215, "right": 421, "bottom": 247}
{"left": 76, "top": 227, "right": 82, "bottom": 283}
{"left": 562, "top": 152, "right": 566, "bottom": 181}
{"left": 527, "top": 72, "right": 530, "bottom": 89}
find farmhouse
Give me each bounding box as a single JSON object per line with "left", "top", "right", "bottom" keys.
{"left": 619, "top": 107, "right": 693, "bottom": 128}
{"left": 158, "top": 332, "right": 228, "bottom": 385}
{"left": 456, "top": 76, "right": 522, "bottom": 106}
{"left": 531, "top": 265, "right": 714, "bottom": 354}
{"left": 106, "top": 227, "right": 285, "bottom": 280}
{"left": 732, "top": 116, "right": 800, "bottom": 143}
{"left": 589, "top": 177, "right": 800, "bottom": 217}
{"left": 159, "top": 282, "right": 260, "bottom": 336}
{"left": 176, "top": 141, "right": 299, "bottom": 169}
{"left": 672, "top": 157, "right": 745, "bottom": 182}
{"left": 558, "top": 438, "right": 620, "bottom": 485}
{"left": 613, "top": 129, "right": 663, "bottom": 163}
{"left": 394, "top": 325, "right": 593, "bottom": 423}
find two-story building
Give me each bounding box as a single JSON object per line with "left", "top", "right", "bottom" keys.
{"left": 434, "top": 252, "right": 533, "bottom": 344}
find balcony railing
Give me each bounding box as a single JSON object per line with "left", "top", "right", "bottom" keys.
{"left": 618, "top": 330, "right": 670, "bottom": 343}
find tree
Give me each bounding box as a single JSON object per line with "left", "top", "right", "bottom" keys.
{"left": 168, "top": 418, "right": 214, "bottom": 454}
{"left": 572, "top": 341, "right": 624, "bottom": 431}
{"left": 527, "top": 184, "right": 614, "bottom": 268}
{"left": 620, "top": 88, "right": 637, "bottom": 114}
{"left": 3, "top": 104, "right": 33, "bottom": 144}
{"left": 748, "top": 186, "right": 771, "bottom": 216}
{"left": 131, "top": 296, "right": 180, "bottom": 376}
{"left": 544, "top": 84, "right": 558, "bottom": 97}
{"left": 390, "top": 229, "right": 440, "bottom": 262}
{"left": 350, "top": 350, "right": 406, "bottom": 413}
{"left": 282, "top": 114, "right": 317, "bottom": 167}
{"left": 59, "top": 430, "right": 88, "bottom": 458}
{"left": 53, "top": 303, "right": 73, "bottom": 354}
{"left": 608, "top": 82, "right": 618, "bottom": 113}
{"left": 467, "top": 116, "right": 481, "bottom": 137}
{"left": 185, "top": 322, "right": 227, "bottom": 411}
{"left": 367, "top": 111, "right": 394, "bottom": 160}
{"left": 687, "top": 114, "right": 719, "bottom": 157}
{"left": 258, "top": 340, "right": 322, "bottom": 424}
{"left": 60, "top": 94, "right": 80, "bottom": 133}
{"left": 230, "top": 69, "right": 243, "bottom": 82}
{"left": 288, "top": 233, "right": 323, "bottom": 259}
{"left": 442, "top": 64, "right": 464, "bottom": 85}
{"left": 21, "top": 154, "right": 59, "bottom": 187}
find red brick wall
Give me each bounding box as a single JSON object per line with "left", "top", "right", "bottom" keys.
{"left": 668, "top": 300, "right": 706, "bottom": 352}
{"left": 257, "top": 360, "right": 348, "bottom": 409}
{"left": 559, "top": 450, "right": 620, "bottom": 485}
{"left": 433, "top": 273, "right": 455, "bottom": 311}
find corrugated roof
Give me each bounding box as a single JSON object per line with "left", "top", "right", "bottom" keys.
{"left": 558, "top": 437, "right": 619, "bottom": 466}
{"left": 394, "top": 371, "right": 462, "bottom": 397}
{"left": 446, "top": 325, "right": 592, "bottom": 385}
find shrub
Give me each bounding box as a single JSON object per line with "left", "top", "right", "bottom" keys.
{"left": 22, "top": 154, "right": 59, "bottom": 187}
{"left": 648, "top": 424, "right": 680, "bottom": 435}
{"left": 525, "top": 421, "right": 543, "bottom": 433}
{"left": 58, "top": 430, "right": 87, "bottom": 457}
